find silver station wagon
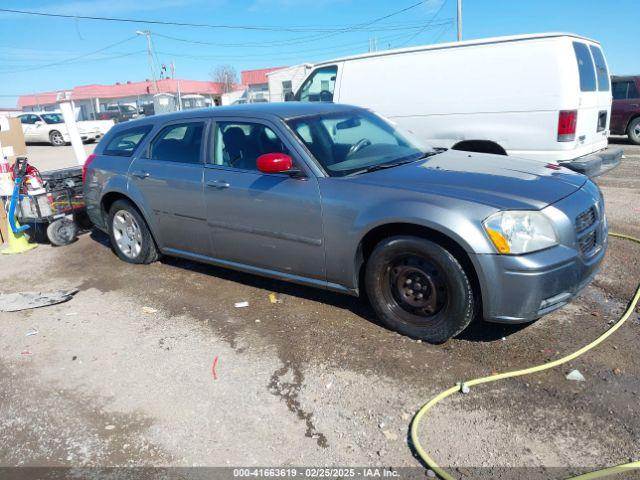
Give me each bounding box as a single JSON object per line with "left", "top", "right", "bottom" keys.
{"left": 84, "top": 103, "right": 607, "bottom": 343}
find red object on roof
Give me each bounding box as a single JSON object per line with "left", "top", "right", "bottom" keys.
{"left": 241, "top": 67, "right": 287, "bottom": 86}
{"left": 17, "top": 78, "right": 242, "bottom": 108}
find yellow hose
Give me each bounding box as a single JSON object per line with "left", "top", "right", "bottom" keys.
{"left": 410, "top": 232, "right": 640, "bottom": 480}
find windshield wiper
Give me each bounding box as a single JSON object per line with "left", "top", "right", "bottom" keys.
{"left": 346, "top": 151, "right": 439, "bottom": 177}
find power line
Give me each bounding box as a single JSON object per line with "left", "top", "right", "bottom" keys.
{"left": 0, "top": 36, "right": 137, "bottom": 75}
{"left": 397, "top": 0, "right": 449, "bottom": 47}
{"left": 0, "top": 3, "right": 427, "bottom": 33}
{"left": 153, "top": 20, "right": 454, "bottom": 50}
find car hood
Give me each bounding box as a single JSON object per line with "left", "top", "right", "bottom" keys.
{"left": 347, "top": 149, "right": 587, "bottom": 210}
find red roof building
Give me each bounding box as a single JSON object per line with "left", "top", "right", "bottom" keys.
{"left": 241, "top": 67, "right": 287, "bottom": 87}
{"left": 17, "top": 78, "right": 242, "bottom": 109}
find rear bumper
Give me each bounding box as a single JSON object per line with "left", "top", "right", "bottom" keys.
{"left": 559, "top": 147, "right": 623, "bottom": 177}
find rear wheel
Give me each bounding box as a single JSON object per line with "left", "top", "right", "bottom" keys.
{"left": 365, "top": 236, "right": 475, "bottom": 343}
{"left": 49, "top": 130, "right": 65, "bottom": 146}
{"left": 628, "top": 117, "right": 640, "bottom": 145}
{"left": 108, "top": 200, "right": 159, "bottom": 264}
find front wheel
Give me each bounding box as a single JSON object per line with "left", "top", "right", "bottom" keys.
{"left": 627, "top": 117, "right": 640, "bottom": 145}
{"left": 108, "top": 200, "right": 159, "bottom": 264}
{"left": 365, "top": 236, "right": 475, "bottom": 343}
{"left": 49, "top": 130, "right": 66, "bottom": 146}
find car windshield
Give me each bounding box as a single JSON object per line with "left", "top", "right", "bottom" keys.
{"left": 121, "top": 105, "right": 136, "bottom": 112}
{"left": 286, "top": 110, "right": 431, "bottom": 177}
{"left": 41, "top": 114, "right": 64, "bottom": 124}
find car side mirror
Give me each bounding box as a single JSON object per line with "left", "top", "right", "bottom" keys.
{"left": 284, "top": 91, "right": 295, "bottom": 102}
{"left": 257, "top": 153, "right": 297, "bottom": 175}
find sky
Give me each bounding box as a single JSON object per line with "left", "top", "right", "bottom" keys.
{"left": 0, "top": 0, "right": 638, "bottom": 107}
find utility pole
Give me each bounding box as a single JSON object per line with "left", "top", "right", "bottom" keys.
{"left": 457, "top": 0, "right": 462, "bottom": 41}
{"left": 136, "top": 30, "right": 159, "bottom": 93}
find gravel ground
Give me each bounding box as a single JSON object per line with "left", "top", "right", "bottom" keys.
{"left": 1, "top": 140, "right": 639, "bottom": 478}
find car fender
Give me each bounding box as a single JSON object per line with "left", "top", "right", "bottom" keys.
{"left": 323, "top": 196, "right": 497, "bottom": 292}
{"left": 353, "top": 199, "right": 495, "bottom": 255}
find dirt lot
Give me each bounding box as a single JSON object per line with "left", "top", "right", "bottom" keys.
{"left": 1, "top": 140, "right": 639, "bottom": 478}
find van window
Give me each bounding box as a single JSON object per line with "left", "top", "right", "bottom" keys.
{"left": 589, "top": 46, "right": 610, "bottom": 91}
{"left": 573, "top": 42, "right": 596, "bottom": 92}
{"left": 103, "top": 125, "right": 152, "bottom": 157}
{"left": 149, "top": 122, "right": 204, "bottom": 164}
{"left": 297, "top": 66, "right": 338, "bottom": 102}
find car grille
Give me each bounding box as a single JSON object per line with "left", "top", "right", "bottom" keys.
{"left": 575, "top": 205, "right": 601, "bottom": 257}
{"left": 575, "top": 207, "right": 596, "bottom": 232}
{"left": 578, "top": 230, "right": 597, "bottom": 254}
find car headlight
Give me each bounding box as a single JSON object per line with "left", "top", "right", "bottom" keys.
{"left": 483, "top": 211, "right": 558, "bottom": 254}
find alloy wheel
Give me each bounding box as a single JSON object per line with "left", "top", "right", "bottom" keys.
{"left": 112, "top": 210, "right": 143, "bottom": 259}
{"left": 51, "top": 131, "right": 65, "bottom": 146}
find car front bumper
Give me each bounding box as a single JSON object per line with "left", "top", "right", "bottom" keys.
{"left": 560, "top": 147, "right": 622, "bottom": 177}
{"left": 474, "top": 183, "right": 608, "bottom": 324}
{"left": 475, "top": 240, "right": 606, "bottom": 323}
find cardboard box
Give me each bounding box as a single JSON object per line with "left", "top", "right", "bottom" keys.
{"left": 0, "top": 116, "right": 27, "bottom": 163}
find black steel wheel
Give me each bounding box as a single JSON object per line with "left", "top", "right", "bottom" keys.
{"left": 365, "top": 236, "right": 475, "bottom": 343}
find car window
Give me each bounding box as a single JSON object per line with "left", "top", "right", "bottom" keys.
{"left": 297, "top": 66, "right": 338, "bottom": 102}
{"left": 589, "top": 46, "right": 609, "bottom": 92}
{"left": 628, "top": 81, "right": 640, "bottom": 99}
{"left": 287, "top": 110, "right": 425, "bottom": 177}
{"left": 573, "top": 42, "right": 596, "bottom": 92}
{"left": 41, "top": 113, "right": 64, "bottom": 124}
{"left": 612, "top": 82, "right": 627, "bottom": 100}
{"left": 103, "top": 125, "right": 153, "bottom": 157}
{"left": 149, "top": 122, "right": 204, "bottom": 164}
{"left": 211, "top": 122, "right": 289, "bottom": 172}
{"left": 20, "top": 114, "right": 39, "bottom": 125}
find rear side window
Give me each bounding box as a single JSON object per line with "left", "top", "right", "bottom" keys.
{"left": 589, "top": 45, "right": 610, "bottom": 91}
{"left": 149, "top": 121, "right": 204, "bottom": 164}
{"left": 613, "top": 81, "right": 640, "bottom": 100}
{"left": 612, "top": 82, "right": 627, "bottom": 100}
{"left": 573, "top": 42, "right": 596, "bottom": 92}
{"left": 103, "top": 125, "right": 152, "bottom": 157}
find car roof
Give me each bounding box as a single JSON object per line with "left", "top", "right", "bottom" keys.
{"left": 117, "top": 102, "right": 363, "bottom": 128}
{"left": 313, "top": 32, "right": 600, "bottom": 66}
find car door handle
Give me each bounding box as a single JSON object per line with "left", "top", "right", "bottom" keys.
{"left": 132, "top": 170, "right": 150, "bottom": 179}
{"left": 206, "top": 180, "right": 230, "bottom": 189}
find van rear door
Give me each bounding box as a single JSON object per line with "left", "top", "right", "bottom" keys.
{"left": 571, "top": 41, "right": 610, "bottom": 156}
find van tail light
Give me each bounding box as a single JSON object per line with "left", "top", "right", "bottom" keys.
{"left": 82, "top": 154, "right": 96, "bottom": 183}
{"left": 558, "top": 110, "right": 577, "bottom": 142}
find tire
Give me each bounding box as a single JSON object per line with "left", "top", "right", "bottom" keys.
{"left": 627, "top": 117, "right": 640, "bottom": 145}
{"left": 49, "top": 130, "right": 65, "bottom": 146}
{"left": 365, "top": 236, "right": 475, "bottom": 343}
{"left": 107, "top": 200, "right": 159, "bottom": 264}
{"left": 46, "top": 218, "right": 78, "bottom": 246}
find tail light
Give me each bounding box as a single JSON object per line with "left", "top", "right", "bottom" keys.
{"left": 558, "top": 110, "right": 577, "bottom": 142}
{"left": 82, "top": 154, "right": 96, "bottom": 183}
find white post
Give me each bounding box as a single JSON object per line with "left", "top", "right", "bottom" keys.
{"left": 457, "top": 0, "right": 463, "bottom": 41}
{"left": 57, "top": 92, "right": 85, "bottom": 165}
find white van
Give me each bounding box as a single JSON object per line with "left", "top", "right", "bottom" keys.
{"left": 292, "top": 33, "right": 621, "bottom": 177}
